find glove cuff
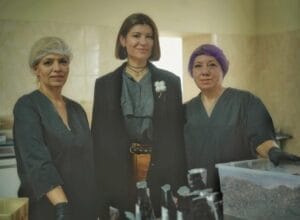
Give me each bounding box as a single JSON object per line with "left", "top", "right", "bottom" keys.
{"left": 55, "top": 202, "right": 70, "bottom": 218}
{"left": 268, "top": 146, "right": 281, "bottom": 166}
{"left": 268, "top": 146, "right": 281, "bottom": 155}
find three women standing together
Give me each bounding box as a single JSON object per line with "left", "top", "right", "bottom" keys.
{"left": 13, "top": 12, "right": 300, "bottom": 220}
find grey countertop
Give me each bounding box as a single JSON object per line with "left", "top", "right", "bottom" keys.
{"left": 0, "top": 138, "right": 15, "bottom": 158}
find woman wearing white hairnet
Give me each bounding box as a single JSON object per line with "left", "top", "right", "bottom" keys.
{"left": 13, "top": 36, "right": 98, "bottom": 220}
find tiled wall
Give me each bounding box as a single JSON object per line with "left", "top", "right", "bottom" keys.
{"left": 256, "top": 30, "right": 300, "bottom": 154}
{"left": 0, "top": 19, "right": 299, "bottom": 154}
{"left": 0, "top": 20, "right": 122, "bottom": 124}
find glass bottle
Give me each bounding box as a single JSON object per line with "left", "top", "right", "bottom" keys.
{"left": 187, "top": 168, "right": 207, "bottom": 191}
{"left": 176, "top": 186, "right": 191, "bottom": 220}
{"left": 135, "top": 180, "right": 156, "bottom": 220}
{"left": 161, "top": 184, "right": 177, "bottom": 220}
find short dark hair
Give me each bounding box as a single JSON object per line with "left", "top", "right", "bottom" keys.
{"left": 115, "top": 13, "right": 160, "bottom": 61}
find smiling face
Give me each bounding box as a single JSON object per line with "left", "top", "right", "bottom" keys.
{"left": 192, "top": 55, "right": 224, "bottom": 92}
{"left": 120, "top": 24, "right": 154, "bottom": 65}
{"left": 34, "top": 53, "right": 70, "bottom": 90}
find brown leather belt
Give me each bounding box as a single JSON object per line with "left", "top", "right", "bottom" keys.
{"left": 131, "top": 143, "right": 152, "bottom": 181}
{"left": 129, "top": 143, "right": 152, "bottom": 154}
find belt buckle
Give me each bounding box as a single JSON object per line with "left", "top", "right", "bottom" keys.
{"left": 130, "top": 143, "right": 151, "bottom": 154}
{"left": 129, "top": 145, "right": 135, "bottom": 154}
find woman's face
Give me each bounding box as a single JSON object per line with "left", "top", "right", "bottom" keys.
{"left": 34, "top": 53, "right": 70, "bottom": 89}
{"left": 191, "top": 55, "right": 224, "bottom": 92}
{"left": 120, "top": 24, "right": 154, "bottom": 64}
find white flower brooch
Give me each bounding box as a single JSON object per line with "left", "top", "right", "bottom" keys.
{"left": 154, "top": 80, "right": 167, "bottom": 98}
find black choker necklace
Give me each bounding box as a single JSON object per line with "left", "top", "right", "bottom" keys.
{"left": 127, "top": 63, "right": 147, "bottom": 69}
{"left": 126, "top": 65, "right": 147, "bottom": 75}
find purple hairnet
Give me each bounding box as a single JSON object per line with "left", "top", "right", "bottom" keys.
{"left": 188, "top": 44, "right": 229, "bottom": 76}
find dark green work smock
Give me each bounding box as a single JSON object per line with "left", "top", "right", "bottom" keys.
{"left": 184, "top": 88, "right": 275, "bottom": 191}
{"left": 13, "top": 90, "right": 97, "bottom": 220}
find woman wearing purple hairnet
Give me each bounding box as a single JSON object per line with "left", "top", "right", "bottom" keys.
{"left": 184, "top": 44, "right": 300, "bottom": 192}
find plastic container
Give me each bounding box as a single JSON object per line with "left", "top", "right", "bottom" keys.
{"left": 216, "top": 158, "right": 300, "bottom": 220}
{"left": 0, "top": 198, "right": 28, "bottom": 220}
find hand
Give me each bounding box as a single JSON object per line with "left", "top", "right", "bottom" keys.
{"left": 55, "top": 202, "right": 71, "bottom": 220}
{"left": 268, "top": 147, "right": 300, "bottom": 166}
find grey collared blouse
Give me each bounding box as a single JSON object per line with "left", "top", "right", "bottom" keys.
{"left": 121, "top": 70, "right": 154, "bottom": 143}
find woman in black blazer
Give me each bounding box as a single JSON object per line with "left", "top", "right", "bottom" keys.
{"left": 91, "top": 13, "right": 186, "bottom": 218}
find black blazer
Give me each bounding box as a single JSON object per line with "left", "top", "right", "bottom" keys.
{"left": 91, "top": 62, "right": 186, "bottom": 216}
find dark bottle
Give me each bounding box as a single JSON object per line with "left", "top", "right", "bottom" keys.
{"left": 135, "top": 180, "right": 156, "bottom": 220}
{"left": 124, "top": 211, "right": 135, "bottom": 220}
{"left": 161, "top": 184, "right": 177, "bottom": 220}
{"left": 187, "top": 168, "right": 207, "bottom": 191}
{"left": 190, "top": 195, "right": 215, "bottom": 220}
{"left": 190, "top": 191, "right": 222, "bottom": 220}
{"left": 176, "top": 186, "right": 192, "bottom": 220}
{"left": 206, "top": 192, "right": 223, "bottom": 220}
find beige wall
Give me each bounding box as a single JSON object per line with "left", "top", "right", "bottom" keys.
{"left": 256, "top": 30, "right": 300, "bottom": 154}
{"left": 0, "top": 0, "right": 299, "bottom": 154}
{"left": 0, "top": 0, "right": 257, "bottom": 125}
{"left": 256, "top": 0, "right": 300, "bottom": 34}
{"left": 254, "top": 0, "right": 300, "bottom": 154}
{"left": 0, "top": 20, "right": 121, "bottom": 124}
{"left": 0, "top": 0, "right": 256, "bottom": 34}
